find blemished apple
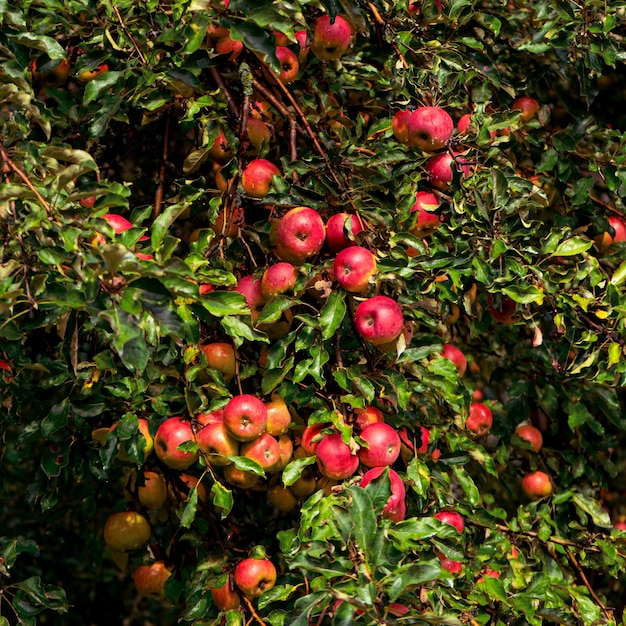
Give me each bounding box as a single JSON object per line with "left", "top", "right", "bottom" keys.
{"left": 133, "top": 561, "right": 171, "bottom": 598}
{"left": 442, "top": 343, "right": 467, "bottom": 377}
{"left": 103, "top": 511, "right": 151, "bottom": 552}
{"left": 196, "top": 421, "right": 240, "bottom": 466}
{"left": 125, "top": 470, "right": 167, "bottom": 510}
{"left": 427, "top": 153, "right": 470, "bottom": 190}
{"left": 316, "top": 433, "right": 360, "bottom": 480}
{"left": 275, "top": 207, "right": 326, "bottom": 265}
{"left": 512, "top": 96, "right": 539, "bottom": 123}
{"left": 408, "top": 190, "right": 441, "bottom": 237}
{"left": 406, "top": 106, "right": 454, "bottom": 152}
{"left": 264, "top": 394, "right": 292, "bottom": 436}
{"left": 241, "top": 159, "right": 281, "bottom": 198}
{"left": 325, "top": 213, "right": 364, "bottom": 252}
{"left": 246, "top": 117, "right": 272, "bottom": 152}
{"left": 234, "top": 558, "right": 277, "bottom": 598}
{"left": 241, "top": 432, "right": 281, "bottom": 472}
{"left": 211, "top": 576, "right": 242, "bottom": 610}
{"left": 311, "top": 14, "right": 352, "bottom": 61}
{"left": 354, "top": 295, "right": 404, "bottom": 345}
{"left": 260, "top": 262, "right": 298, "bottom": 300}
{"left": 353, "top": 405, "right": 384, "bottom": 431}
{"left": 466, "top": 402, "right": 493, "bottom": 436}
{"left": 200, "top": 342, "right": 236, "bottom": 381}
{"left": 434, "top": 510, "right": 465, "bottom": 533}
{"left": 521, "top": 470, "right": 553, "bottom": 500}
{"left": 358, "top": 422, "right": 401, "bottom": 467}
{"left": 515, "top": 423, "right": 543, "bottom": 452}
{"left": 333, "top": 245, "right": 377, "bottom": 293}
{"left": 595, "top": 216, "right": 626, "bottom": 252}
{"left": 301, "top": 422, "right": 331, "bottom": 456}
{"left": 360, "top": 466, "right": 406, "bottom": 522}
{"left": 154, "top": 417, "right": 199, "bottom": 470}
{"left": 274, "top": 46, "right": 299, "bottom": 84}
{"left": 208, "top": 127, "right": 233, "bottom": 164}
{"left": 223, "top": 394, "right": 268, "bottom": 442}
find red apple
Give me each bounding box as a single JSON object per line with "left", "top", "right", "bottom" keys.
{"left": 515, "top": 424, "right": 543, "bottom": 452}
{"left": 154, "top": 417, "right": 198, "bottom": 469}
{"left": 521, "top": 470, "right": 553, "bottom": 500}
{"left": 512, "top": 96, "right": 539, "bottom": 123}
{"left": 406, "top": 106, "right": 454, "bottom": 152}
{"left": 264, "top": 394, "right": 292, "bottom": 436}
{"left": 360, "top": 466, "right": 406, "bottom": 522}
{"left": 457, "top": 113, "right": 473, "bottom": 134}
{"left": 169, "top": 473, "right": 208, "bottom": 505}
{"left": 235, "top": 275, "right": 265, "bottom": 319}
{"left": 246, "top": 117, "right": 271, "bottom": 151}
{"left": 316, "top": 433, "right": 359, "bottom": 480}
{"left": 295, "top": 30, "right": 309, "bottom": 63}
{"left": 208, "top": 127, "right": 233, "bottom": 164}
{"left": 353, "top": 405, "right": 384, "bottom": 431}
{"left": 200, "top": 342, "right": 236, "bottom": 381}
{"left": 214, "top": 33, "right": 244, "bottom": 60}
{"left": 442, "top": 344, "right": 467, "bottom": 377}
{"left": 223, "top": 394, "right": 268, "bottom": 442}
{"left": 466, "top": 402, "right": 493, "bottom": 436}
{"left": 134, "top": 561, "right": 171, "bottom": 598}
{"left": 211, "top": 576, "right": 242, "bottom": 610}
{"left": 399, "top": 425, "right": 430, "bottom": 461}
{"left": 325, "top": 213, "right": 364, "bottom": 252}
{"left": 354, "top": 296, "right": 404, "bottom": 345}
{"left": 311, "top": 15, "right": 352, "bottom": 61}
{"left": 487, "top": 295, "right": 517, "bottom": 324}
{"left": 273, "top": 46, "right": 299, "bottom": 83}
{"left": 234, "top": 558, "right": 277, "bottom": 598}
{"left": 32, "top": 56, "right": 70, "bottom": 86}
{"left": 358, "top": 422, "right": 401, "bottom": 467}
{"left": 273, "top": 433, "right": 294, "bottom": 471}
{"left": 103, "top": 511, "right": 151, "bottom": 552}
{"left": 240, "top": 433, "right": 281, "bottom": 472}
{"left": 241, "top": 159, "right": 281, "bottom": 198}
{"left": 196, "top": 408, "right": 224, "bottom": 426}
{"left": 408, "top": 191, "right": 441, "bottom": 236}
{"left": 595, "top": 216, "right": 626, "bottom": 252}
{"left": 77, "top": 63, "right": 109, "bottom": 84}
{"left": 477, "top": 568, "right": 501, "bottom": 583}
{"left": 436, "top": 550, "right": 463, "bottom": 574}
{"left": 427, "top": 153, "right": 470, "bottom": 190}
{"left": 333, "top": 245, "right": 377, "bottom": 293}
{"left": 275, "top": 207, "right": 326, "bottom": 265}
{"left": 434, "top": 510, "right": 465, "bottom": 534}
{"left": 392, "top": 110, "right": 412, "bottom": 144}
{"left": 261, "top": 262, "right": 298, "bottom": 300}
{"left": 196, "top": 421, "right": 240, "bottom": 466}
{"left": 301, "top": 422, "right": 331, "bottom": 456}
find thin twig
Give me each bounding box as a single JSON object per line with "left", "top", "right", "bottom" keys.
{"left": 210, "top": 66, "right": 239, "bottom": 117}
{"left": 153, "top": 106, "right": 172, "bottom": 218}
{"left": 110, "top": 2, "right": 147, "bottom": 64}
{"left": 367, "top": 2, "right": 409, "bottom": 69}
{"left": 565, "top": 547, "right": 613, "bottom": 619}
{"left": 242, "top": 595, "right": 266, "bottom": 626}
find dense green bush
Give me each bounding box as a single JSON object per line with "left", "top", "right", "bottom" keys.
{"left": 2, "top": 0, "right": 626, "bottom": 624}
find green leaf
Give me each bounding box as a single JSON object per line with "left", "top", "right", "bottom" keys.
{"left": 572, "top": 494, "right": 612, "bottom": 528}
{"left": 501, "top": 285, "right": 544, "bottom": 305}
{"left": 228, "top": 455, "right": 265, "bottom": 476}
{"left": 281, "top": 455, "right": 316, "bottom": 487}
{"left": 211, "top": 481, "right": 234, "bottom": 519}
{"left": 319, "top": 291, "right": 346, "bottom": 340}
{"left": 11, "top": 33, "right": 65, "bottom": 58}
{"left": 345, "top": 486, "right": 377, "bottom": 555}
{"left": 179, "top": 483, "right": 199, "bottom": 528}
{"left": 552, "top": 237, "right": 592, "bottom": 257}
{"left": 203, "top": 292, "right": 250, "bottom": 316}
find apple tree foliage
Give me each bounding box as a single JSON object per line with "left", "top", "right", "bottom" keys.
{"left": 1, "top": 0, "right": 626, "bottom": 623}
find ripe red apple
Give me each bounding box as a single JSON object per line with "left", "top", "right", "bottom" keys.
{"left": 77, "top": 63, "right": 109, "bottom": 84}
{"left": 295, "top": 30, "right": 309, "bottom": 63}
{"left": 434, "top": 510, "right": 465, "bottom": 534}
{"left": 197, "top": 421, "right": 240, "bottom": 466}
{"left": 103, "top": 511, "right": 151, "bottom": 552}
{"left": 311, "top": 14, "right": 352, "bottom": 61}
{"left": 427, "top": 153, "right": 470, "bottom": 190}
{"left": 442, "top": 344, "right": 467, "bottom": 377}
{"left": 595, "top": 216, "right": 626, "bottom": 252}
{"left": 261, "top": 262, "right": 298, "bottom": 300}
{"left": 408, "top": 191, "right": 441, "bottom": 236}
{"left": 392, "top": 110, "right": 413, "bottom": 144}
{"left": 358, "top": 422, "right": 401, "bottom": 468}
{"left": 32, "top": 56, "right": 71, "bottom": 86}
{"left": 275, "top": 207, "right": 326, "bottom": 265}
{"left": 264, "top": 394, "right": 292, "bottom": 436}
{"left": 241, "top": 159, "right": 281, "bottom": 198}
{"left": 515, "top": 424, "right": 543, "bottom": 452}
{"left": 273, "top": 433, "right": 294, "bottom": 472}
{"left": 354, "top": 296, "right": 404, "bottom": 345}
{"left": 512, "top": 96, "right": 539, "bottom": 123}
{"left": 169, "top": 473, "right": 208, "bottom": 505}
{"left": 521, "top": 470, "right": 553, "bottom": 500}
{"left": 214, "top": 33, "right": 244, "bottom": 60}
{"left": 223, "top": 394, "right": 268, "bottom": 442}
{"left": 399, "top": 425, "right": 430, "bottom": 460}
{"left": 196, "top": 408, "right": 224, "bottom": 426}
{"left": 360, "top": 467, "right": 406, "bottom": 522}
{"left": 457, "top": 113, "right": 473, "bottom": 134}
{"left": 325, "top": 213, "right": 364, "bottom": 252}
{"left": 273, "top": 46, "right": 299, "bottom": 83}
{"left": 477, "top": 568, "right": 501, "bottom": 583}
{"left": 353, "top": 405, "right": 384, "bottom": 431}
{"left": 241, "top": 433, "right": 281, "bottom": 472}
{"left": 234, "top": 558, "right": 277, "bottom": 598}
{"left": 134, "top": 561, "right": 171, "bottom": 598}
{"left": 436, "top": 550, "right": 463, "bottom": 574}
{"left": 154, "top": 417, "right": 198, "bottom": 469}
{"left": 316, "top": 433, "right": 359, "bottom": 480}
{"left": 466, "top": 402, "right": 493, "bottom": 436}
{"left": 301, "top": 422, "right": 331, "bottom": 456}
{"left": 406, "top": 106, "right": 454, "bottom": 152}
{"left": 333, "top": 246, "right": 377, "bottom": 293}
{"left": 235, "top": 275, "right": 265, "bottom": 319}
{"left": 125, "top": 470, "right": 167, "bottom": 510}
{"left": 211, "top": 576, "right": 242, "bottom": 610}
{"left": 208, "top": 127, "right": 233, "bottom": 164}
{"left": 200, "top": 342, "right": 236, "bottom": 381}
